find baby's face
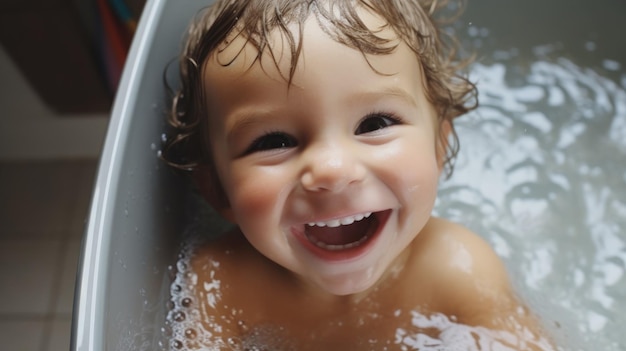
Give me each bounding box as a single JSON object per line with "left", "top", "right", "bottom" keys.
{"left": 201, "top": 14, "right": 441, "bottom": 296}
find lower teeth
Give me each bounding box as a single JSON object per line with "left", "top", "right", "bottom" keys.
{"left": 305, "top": 233, "right": 371, "bottom": 251}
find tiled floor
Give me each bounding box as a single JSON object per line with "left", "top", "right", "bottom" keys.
{"left": 0, "top": 159, "right": 97, "bottom": 351}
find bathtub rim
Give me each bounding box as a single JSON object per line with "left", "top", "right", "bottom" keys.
{"left": 71, "top": 0, "right": 168, "bottom": 350}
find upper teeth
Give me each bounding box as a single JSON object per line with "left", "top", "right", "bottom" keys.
{"left": 307, "top": 212, "right": 372, "bottom": 228}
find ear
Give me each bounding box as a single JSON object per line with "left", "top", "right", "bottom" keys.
{"left": 192, "top": 165, "right": 235, "bottom": 222}
{"left": 436, "top": 119, "right": 452, "bottom": 173}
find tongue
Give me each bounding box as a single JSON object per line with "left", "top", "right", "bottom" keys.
{"left": 306, "top": 216, "right": 375, "bottom": 246}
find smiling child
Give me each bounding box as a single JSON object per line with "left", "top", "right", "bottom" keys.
{"left": 163, "top": 0, "right": 554, "bottom": 350}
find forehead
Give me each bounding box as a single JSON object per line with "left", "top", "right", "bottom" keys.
{"left": 203, "top": 5, "right": 418, "bottom": 82}
{"left": 200, "top": 9, "right": 428, "bottom": 125}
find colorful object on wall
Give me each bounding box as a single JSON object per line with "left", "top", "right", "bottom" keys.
{"left": 95, "top": 0, "right": 139, "bottom": 93}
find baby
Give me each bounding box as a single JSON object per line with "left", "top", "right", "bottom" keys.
{"left": 163, "top": 0, "right": 554, "bottom": 349}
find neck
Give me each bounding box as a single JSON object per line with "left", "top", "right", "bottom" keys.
{"left": 289, "top": 242, "right": 414, "bottom": 308}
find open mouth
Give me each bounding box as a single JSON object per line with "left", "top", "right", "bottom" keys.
{"left": 303, "top": 211, "right": 386, "bottom": 251}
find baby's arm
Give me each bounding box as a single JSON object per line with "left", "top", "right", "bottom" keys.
{"left": 416, "top": 218, "right": 555, "bottom": 350}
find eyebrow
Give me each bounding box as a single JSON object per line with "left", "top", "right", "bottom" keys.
{"left": 225, "top": 109, "right": 279, "bottom": 143}
{"left": 351, "top": 86, "right": 419, "bottom": 108}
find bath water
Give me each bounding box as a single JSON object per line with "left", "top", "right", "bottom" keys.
{"left": 159, "top": 47, "right": 626, "bottom": 351}
{"left": 435, "top": 50, "right": 626, "bottom": 350}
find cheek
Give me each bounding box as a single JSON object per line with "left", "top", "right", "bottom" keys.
{"left": 372, "top": 137, "right": 440, "bottom": 210}
{"left": 399, "top": 158, "right": 439, "bottom": 209}
{"left": 375, "top": 137, "right": 440, "bottom": 182}
{"left": 226, "top": 166, "right": 288, "bottom": 225}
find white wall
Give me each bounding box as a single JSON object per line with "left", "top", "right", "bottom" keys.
{"left": 0, "top": 45, "right": 109, "bottom": 160}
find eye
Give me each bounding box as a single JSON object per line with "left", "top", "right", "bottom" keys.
{"left": 355, "top": 112, "right": 402, "bottom": 135}
{"left": 245, "top": 132, "right": 298, "bottom": 154}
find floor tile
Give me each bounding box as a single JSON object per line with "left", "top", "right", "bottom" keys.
{"left": 54, "top": 240, "right": 81, "bottom": 315}
{"left": 0, "top": 161, "right": 81, "bottom": 239}
{"left": 46, "top": 317, "right": 72, "bottom": 351}
{"left": 0, "top": 318, "right": 46, "bottom": 351}
{"left": 0, "top": 239, "right": 62, "bottom": 315}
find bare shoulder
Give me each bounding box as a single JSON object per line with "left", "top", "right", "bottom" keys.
{"left": 410, "top": 217, "right": 515, "bottom": 321}
{"left": 414, "top": 217, "right": 510, "bottom": 288}
{"left": 186, "top": 230, "right": 247, "bottom": 314}
{"left": 188, "top": 228, "right": 292, "bottom": 312}
{"left": 409, "top": 218, "right": 556, "bottom": 349}
{"left": 182, "top": 230, "right": 278, "bottom": 346}
{"left": 189, "top": 228, "right": 269, "bottom": 294}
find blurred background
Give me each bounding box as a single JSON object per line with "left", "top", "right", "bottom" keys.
{"left": 0, "top": 0, "right": 145, "bottom": 349}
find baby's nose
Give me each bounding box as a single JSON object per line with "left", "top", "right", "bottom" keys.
{"left": 300, "top": 144, "right": 366, "bottom": 193}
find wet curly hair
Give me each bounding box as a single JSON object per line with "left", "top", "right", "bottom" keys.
{"left": 162, "top": 0, "right": 477, "bottom": 178}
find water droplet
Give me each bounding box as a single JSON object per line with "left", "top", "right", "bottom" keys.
{"left": 468, "top": 26, "right": 479, "bottom": 37}
{"left": 185, "top": 328, "right": 197, "bottom": 339}
{"left": 181, "top": 297, "right": 193, "bottom": 307}
{"left": 160, "top": 325, "right": 172, "bottom": 337}
{"left": 168, "top": 266, "right": 176, "bottom": 279}
{"left": 237, "top": 320, "right": 249, "bottom": 332}
{"left": 171, "top": 339, "right": 183, "bottom": 349}
{"left": 585, "top": 41, "right": 596, "bottom": 51}
{"left": 173, "top": 311, "right": 186, "bottom": 322}
{"left": 227, "top": 337, "right": 242, "bottom": 348}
